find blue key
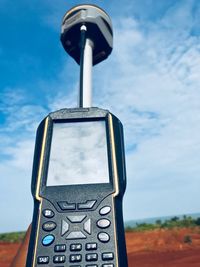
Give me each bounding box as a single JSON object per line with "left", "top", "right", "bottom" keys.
{"left": 42, "top": 235, "right": 55, "bottom": 246}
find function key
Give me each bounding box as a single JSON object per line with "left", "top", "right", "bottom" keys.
{"left": 70, "top": 254, "right": 82, "bottom": 263}
{"left": 86, "top": 243, "right": 97, "bottom": 251}
{"left": 86, "top": 253, "right": 98, "bottom": 262}
{"left": 98, "top": 232, "right": 110, "bottom": 243}
{"left": 42, "top": 234, "right": 55, "bottom": 246}
{"left": 102, "top": 264, "right": 114, "bottom": 267}
{"left": 54, "top": 244, "right": 66, "bottom": 252}
{"left": 58, "top": 201, "right": 76, "bottom": 211}
{"left": 37, "top": 256, "right": 49, "bottom": 264}
{"left": 42, "top": 221, "right": 56, "bottom": 232}
{"left": 102, "top": 252, "right": 114, "bottom": 261}
{"left": 53, "top": 255, "right": 66, "bottom": 263}
{"left": 70, "top": 243, "right": 82, "bottom": 251}
{"left": 42, "top": 209, "right": 54, "bottom": 218}
{"left": 99, "top": 206, "right": 111, "bottom": 216}
{"left": 97, "top": 219, "right": 111, "bottom": 229}
{"left": 78, "top": 200, "right": 96, "bottom": 210}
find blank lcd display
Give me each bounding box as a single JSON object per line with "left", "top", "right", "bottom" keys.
{"left": 47, "top": 120, "right": 109, "bottom": 186}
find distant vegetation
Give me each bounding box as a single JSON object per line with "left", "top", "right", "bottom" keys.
{"left": 1, "top": 216, "right": 200, "bottom": 242}
{"left": 0, "top": 231, "right": 25, "bottom": 243}
{"left": 126, "top": 215, "right": 200, "bottom": 232}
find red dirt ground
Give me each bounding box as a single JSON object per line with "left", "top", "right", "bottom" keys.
{"left": 1, "top": 228, "right": 200, "bottom": 267}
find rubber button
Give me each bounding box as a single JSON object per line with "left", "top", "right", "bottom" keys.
{"left": 86, "top": 253, "right": 98, "bottom": 261}
{"left": 42, "top": 209, "right": 54, "bottom": 218}
{"left": 70, "top": 243, "right": 82, "bottom": 251}
{"left": 42, "top": 234, "right": 55, "bottom": 246}
{"left": 54, "top": 244, "right": 66, "bottom": 252}
{"left": 61, "top": 220, "right": 69, "bottom": 236}
{"left": 102, "top": 252, "right": 114, "bottom": 261}
{"left": 84, "top": 219, "right": 92, "bottom": 234}
{"left": 53, "top": 255, "right": 66, "bottom": 263}
{"left": 67, "top": 215, "right": 86, "bottom": 223}
{"left": 98, "top": 232, "right": 110, "bottom": 243}
{"left": 58, "top": 201, "right": 76, "bottom": 210}
{"left": 66, "top": 231, "right": 86, "bottom": 240}
{"left": 78, "top": 200, "right": 96, "bottom": 210}
{"left": 70, "top": 254, "right": 82, "bottom": 262}
{"left": 99, "top": 206, "right": 111, "bottom": 216}
{"left": 42, "top": 221, "right": 56, "bottom": 232}
{"left": 37, "top": 256, "right": 49, "bottom": 264}
{"left": 97, "top": 219, "right": 111, "bottom": 229}
{"left": 86, "top": 243, "right": 97, "bottom": 251}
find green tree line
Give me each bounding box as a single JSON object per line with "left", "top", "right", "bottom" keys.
{"left": 126, "top": 215, "right": 200, "bottom": 232}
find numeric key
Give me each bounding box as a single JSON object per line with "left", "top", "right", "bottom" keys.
{"left": 86, "top": 253, "right": 98, "bottom": 261}
{"left": 70, "top": 254, "right": 82, "bottom": 263}
{"left": 86, "top": 243, "right": 97, "bottom": 250}
{"left": 53, "top": 255, "right": 66, "bottom": 263}
{"left": 70, "top": 243, "right": 82, "bottom": 251}
{"left": 54, "top": 244, "right": 66, "bottom": 252}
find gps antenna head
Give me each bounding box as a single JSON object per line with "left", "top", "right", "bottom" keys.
{"left": 61, "top": 4, "right": 113, "bottom": 65}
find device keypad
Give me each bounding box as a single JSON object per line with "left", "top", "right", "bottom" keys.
{"left": 37, "top": 197, "right": 116, "bottom": 266}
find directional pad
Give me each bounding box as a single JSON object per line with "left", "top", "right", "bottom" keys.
{"left": 61, "top": 214, "right": 92, "bottom": 239}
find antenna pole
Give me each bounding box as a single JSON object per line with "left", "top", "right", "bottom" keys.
{"left": 79, "top": 25, "right": 93, "bottom": 108}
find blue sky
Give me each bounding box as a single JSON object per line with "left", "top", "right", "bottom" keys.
{"left": 1, "top": 0, "right": 200, "bottom": 232}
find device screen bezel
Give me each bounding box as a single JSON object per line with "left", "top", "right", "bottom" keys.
{"left": 40, "top": 116, "right": 114, "bottom": 196}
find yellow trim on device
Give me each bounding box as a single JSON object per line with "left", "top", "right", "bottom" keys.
{"left": 33, "top": 117, "right": 49, "bottom": 266}
{"left": 108, "top": 114, "right": 119, "bottom": 267}
{"left": 35, "top": 117, "right": 49, "bottom": 200}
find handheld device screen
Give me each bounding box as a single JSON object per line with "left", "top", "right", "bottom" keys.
{"left": 47, "top": 120, "right": 109, "bottom": 186}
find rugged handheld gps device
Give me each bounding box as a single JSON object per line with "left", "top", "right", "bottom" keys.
{"left": 26, "top": 5, "right": 128, "bottom": 267}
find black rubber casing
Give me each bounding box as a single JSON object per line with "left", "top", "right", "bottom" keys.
{"left": 26, "top": 107, "right": 128, "bottom": 267}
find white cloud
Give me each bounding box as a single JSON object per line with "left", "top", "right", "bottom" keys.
{"left": 92, "top": 3, "right": 200, "bottom": 219}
